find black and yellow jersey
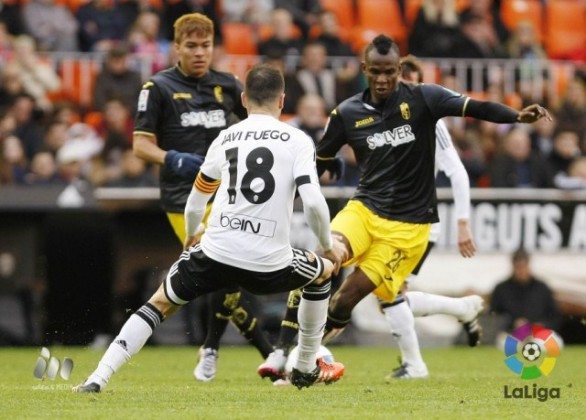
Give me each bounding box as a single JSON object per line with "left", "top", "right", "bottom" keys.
{"left": 134, "top": 65, "right": 247, "bottom": 212}
{"left": 317, "top": 82, "right": 470, "bottom": 224}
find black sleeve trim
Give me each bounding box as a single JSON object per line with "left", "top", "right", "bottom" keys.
{"left": 200, "top": 172, "right": 217, "bottom": 183}
{"left": 464, "top": 99, "right": 519, "bottom": 123}
{"left": 295, "top": 175, "right": 311, "bottom": 187}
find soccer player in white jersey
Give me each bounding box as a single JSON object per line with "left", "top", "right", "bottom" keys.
{"left": 73, "top": 64, "right": 347, "bottom": 393}
{"left": 380, "top": 55, "right": 483, "bottom": 379}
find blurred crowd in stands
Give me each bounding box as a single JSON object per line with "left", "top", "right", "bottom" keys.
{"left": 0, "top": 0, "right": 585, "bottom": 190}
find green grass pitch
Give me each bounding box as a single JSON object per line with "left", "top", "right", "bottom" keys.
{"left": 1, "top": 345, "right": 584, "bottom": 419}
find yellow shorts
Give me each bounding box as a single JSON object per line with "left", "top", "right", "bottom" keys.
{"left": 331, "top": 200, "right": 430, "bottom": 303}
{"left": 166, "top": 203, "right": 213, "bottom": 244}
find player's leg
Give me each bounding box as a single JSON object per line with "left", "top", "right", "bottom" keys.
{"left": 201, "top": 289, "right": 273, "bottom": 354}
{"left": 348, "top": 215, "right": 431, "bottom": 379}
{"left": 380, "top": 294, "right": 429, "bottom": 379}
{"left": 73, "top": 245, "right": 220, "bottom": 393}
{"left": 257, "top": 288, "right": 301, "bottom": 380}
{"left": 167, "top": 212, "right": 273, "bottom": 380}
{"left": 380, "top": 241, "right": 435, "bottom": 379}
{"left": 393, "top": 236, "right": 484, "bottom": 347}
{"left": 323, "top": 266, "right": 377, "bottom": 343}
{"left": 405, "top": 290, "right": 484, "bottom": 346}
{"left": 196, "top": 288, "right": 273, "bottom": 381}
{"left": 73, "top": 282, "right": 179, "bottom": 393}
{"left": 289, "top": 250, "right": 345, "bottom": 389}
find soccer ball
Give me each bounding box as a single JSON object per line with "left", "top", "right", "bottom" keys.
{"left": 284, "top": 345, "right": 334, "bottom": 375}
{"left": 522, "top": 342, "right": 541, "bottom": 361}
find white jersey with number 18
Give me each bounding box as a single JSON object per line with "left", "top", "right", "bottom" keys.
{"left": 199, "top": 114, "right": 319, "bottom": 272}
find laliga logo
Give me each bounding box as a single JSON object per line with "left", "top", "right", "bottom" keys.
{"left": 33, "top": 347, "right": 74, "bottom": 381}
{"left": 503, "top": 323, "right": 561, "bottom": 402}
{"left": 504, "top": 323, "right": 560, "bottom": 379}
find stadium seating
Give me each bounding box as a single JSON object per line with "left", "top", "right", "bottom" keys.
{"left": 354, "top": 0, "right": 407, "bottom": 53}
{"left": 544, "top": 0, "right": 586, "bottom": 60}
{"left": 500, "top": 0, "right": 544, "bottom": 41}
{"left": 56, "top": 57, "right": 101, "bottom": 108}
{"left": 222, "top": 23, "right": 258, "bottom": 55}
{"left": 320, "top": 0, "right": 355, "bottom": 30}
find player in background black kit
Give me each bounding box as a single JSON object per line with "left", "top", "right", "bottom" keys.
{"left": 132, "top": 13, "right": 272, "bottom": 382}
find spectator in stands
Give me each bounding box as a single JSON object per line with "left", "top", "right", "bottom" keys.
{"left": 50, "top": 101, "right": 81, "bottom": 127}
{"left": 458, "top": 0, "right": 509, "bottom": 45}
{"left": 0, "top": 0, "right": 26, "bottom": 36}
{"left": 56, "top": 123, "right": 103, "bottom": 184}
{"left": 222, "top": 0, "right": 273, "bottom": 25}
{"left": 23, "top": 0, "right": 79, "bottom": 52}
{"left": 0, "top": 134, "right": 27, "bottom": 184}
{"left": 10, "top": 35, "right": 61, "bottom": 112}
{"left": 408, "top": 0, "right": 460, "bottom": 58}
{"left": 548, "top": 130, "right": 583, "bottom": 189}
{"left": 314, "top": 10, "right": 360, "bottom": 89}
{"left": 505, "top": 20, "right": 549, "bottom": 105}
{"left": 555, "top": 71, "right": 586, "bottom": 146}
{"left": 529, "top": 113, "right": 556, "bottom": 156}
{"left": 0, "top": 62, "right": 25, "bottom": 109}
{"left": 461, "top": 85, "right": 514, "bottom": 168}
{"left": 451, "top": 13, "right": 505, "bottom": 60}
{"left": 104, "top": 148, "right": 157, "bottom": 188}
{"left": 295, "top": 41, "right": 355, "bottom": 112}
{"left": 563, "top": 157, "right": 586, "bottom": 189}
{"left": 119, "top": 0, "right": 164, "bottom": 30}
{"left": 450, "top": 14, "right": 506, "bottom": 91}
{"left": 42, "top": 120, "right": 69, "bottom": 155}
{"left": 11, "top": 94, "right": 45, "bottom": 161}
{"left": 257, "top": 8, "right": 304, "bottom": 57}
{"left": 490, "top": 248, "right": 561, "bottom": 336}
{"left": 287, "top": 93, "right": 327, "bottom": 145}
{"left": 24, "top": 149, "right": 61, "bottom": 185}
{"left": 90, "top": 98, "right": 134, "bottom": 186}
{"left": 92, "top": 45, "right": 143, "bottom": 114}
{"left": 314, "top": 10, "right": 353, "bottom": 57}
{"left": 0, "top": 21, "right": 13, "bottom": 61}
{"left": 489, "top": 127, "right": 552, "bottom": 188}
{"left": 263, "top": 48, "right": 304, "bottom": 114}
{"left": 76, "top": 0, "right": 130, "bottom": 52}
{"left": 274, "top": 0, "right": 322, "bottom": 41}
{"left": 127, "top": 11, "right": 170, "bottom": 74}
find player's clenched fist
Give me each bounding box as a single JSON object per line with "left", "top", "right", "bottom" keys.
{"left": 165, "top": 150, "right": 205, "bottom": 179}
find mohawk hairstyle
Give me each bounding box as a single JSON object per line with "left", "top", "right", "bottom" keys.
{"left": 365, "top": 34, "right": 400, "bottom": 57}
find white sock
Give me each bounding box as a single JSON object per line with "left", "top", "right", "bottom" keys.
{"left": 383, "top": 301, "right": 426, "bottom": 369}
{"left": 295, "top": 297, "right": 328, "bottom": 373}
{"left": 87, "top": 314, "right": 154, "bottom": 388}
{"left": 406, "top": 291, "right": 469, "bottom": 320}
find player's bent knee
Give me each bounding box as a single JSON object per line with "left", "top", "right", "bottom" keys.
{"left": 313, "top": 257, "right": 334, "bottom": 285}
{"left": 148, "top": 284, "right": 180, "bottom": 318}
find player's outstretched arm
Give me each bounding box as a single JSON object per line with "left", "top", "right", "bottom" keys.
{"left": 463, "top": 100, "right": 552, "bottom": 124}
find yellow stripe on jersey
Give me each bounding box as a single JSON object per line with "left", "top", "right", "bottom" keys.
{"left": 133, "top": 130, "right": 155, "bottom": 137}
{"left": 461, "top": 97, "right": 471, "bottom": 117}
{"left": 194, "top": 172, "right": 220, "bottom": 194}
